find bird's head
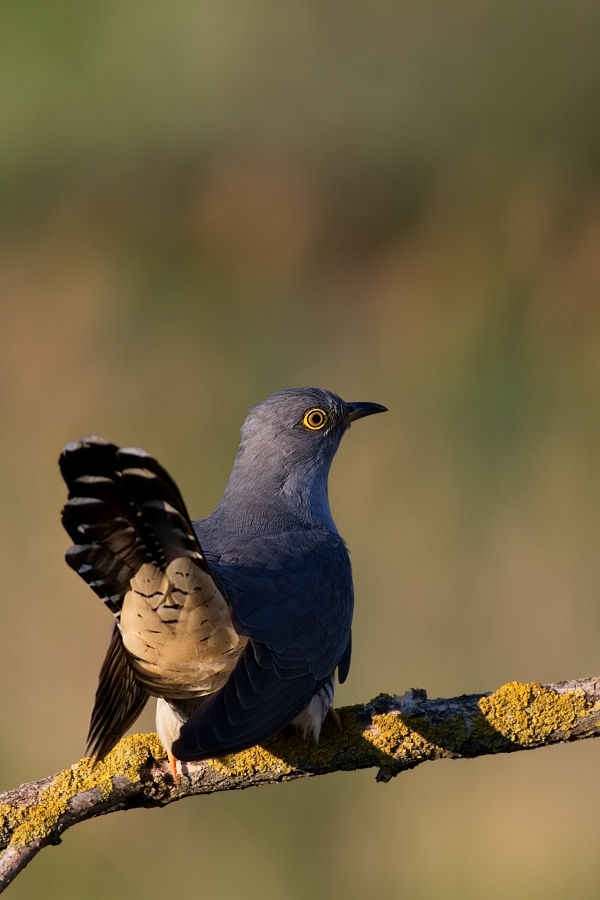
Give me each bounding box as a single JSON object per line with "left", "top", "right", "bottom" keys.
{"left": 220, "top": 388, "right": 387, "bottom": 529}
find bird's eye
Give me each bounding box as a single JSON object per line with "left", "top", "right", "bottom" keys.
{"left": 302, "top": 408, "right": 329, "bottom": 431}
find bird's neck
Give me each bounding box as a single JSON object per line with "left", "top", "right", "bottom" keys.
{"left": 214, "top": 451, "right": 338, "bottom": 533}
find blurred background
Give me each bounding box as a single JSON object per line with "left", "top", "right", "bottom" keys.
{"left": 2, "top": 0, "right": 600, "bottom": 897}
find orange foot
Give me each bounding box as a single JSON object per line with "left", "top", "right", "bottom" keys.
{"left": 326, "top": 706, "right": 342, "bottom": 731}
{"left": 168, "top": 751, "right": 181, "bottom": 783}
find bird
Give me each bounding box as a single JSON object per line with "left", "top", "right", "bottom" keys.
{"left": 60, "top": 387, "right": 386, "bottom": 774}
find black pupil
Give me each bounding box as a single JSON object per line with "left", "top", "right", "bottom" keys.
{"left": 309, "top": 411, "right": 324, "bottom": 427}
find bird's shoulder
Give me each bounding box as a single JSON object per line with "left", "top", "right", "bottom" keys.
{"left": 194, "top": 517, "right": 350, "bottom": 574}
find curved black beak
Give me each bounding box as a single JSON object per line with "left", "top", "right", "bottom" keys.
{"left": 344, "top": 402, "right": 388, "bottom": 424}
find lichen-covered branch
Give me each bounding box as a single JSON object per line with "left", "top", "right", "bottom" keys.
{"left": 2, "top": 676, "right": 600, "bottom": 892}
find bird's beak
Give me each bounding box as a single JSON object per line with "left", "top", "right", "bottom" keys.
{"left": 344, "top": 402, "right": 388, "bottom": 424}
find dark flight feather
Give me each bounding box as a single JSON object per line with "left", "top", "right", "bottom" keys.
{"left": 87, "top": 623, "right": 150, "bottom": 760}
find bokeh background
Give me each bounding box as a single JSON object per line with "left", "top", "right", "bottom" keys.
{"left": 2, "top": 1, "right": 600, "bottom": 897}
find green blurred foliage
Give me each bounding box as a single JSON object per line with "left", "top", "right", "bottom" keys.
{"left": 2, "top": 2, "right": 600, "bottom": 898}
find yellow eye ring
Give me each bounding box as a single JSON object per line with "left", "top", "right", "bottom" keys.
{"left": 302, "top": 408, "right": 329, "bottom": 431}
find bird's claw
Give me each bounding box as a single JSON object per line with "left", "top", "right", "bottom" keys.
{"left": 326, "top": 706, "right": 342, "bottom": 732}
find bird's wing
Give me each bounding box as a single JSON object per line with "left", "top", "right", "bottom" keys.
{"left": 173, "top": 532, "right": 353, "bottom": 760}
{"left": 207, "top": 532, "right": 354, "bottom": 673}
{"left": 60, "top": 437, "right": 245, "bottom": 758}
{"left": 173, "top": 640, "right": 318, "bottom": 759}
{"left": 337, "top": 634, "right": 352, "bottom": 684}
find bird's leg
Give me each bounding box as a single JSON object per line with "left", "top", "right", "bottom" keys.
{"left": 326, "top": 706, "right": 342, "bottom": 731}
{"left": 167, "top": 751, "right": 181, "bottom": 783}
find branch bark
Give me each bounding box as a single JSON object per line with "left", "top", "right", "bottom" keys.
{"left": 2, "top": 676, "right": 600, "bottom": 892}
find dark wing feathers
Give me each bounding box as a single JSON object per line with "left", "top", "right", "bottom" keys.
{"left": 86, "top": 624, "right": 150, "bottom": 760}
{"left": 173, "top": 641, "right": 319, "bottom": 760}
{"left": 173, "top": 530, "right": 353, "bottom": 760}
{"left": 337, "top": 634, "right": 352, "bottom": 684}
{"left": 223, "top": 534, "right": 353, "bottom": 679}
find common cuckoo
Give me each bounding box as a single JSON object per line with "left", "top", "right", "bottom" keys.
{"left": 60, "top": 388, "right": 386, "bottom": 773}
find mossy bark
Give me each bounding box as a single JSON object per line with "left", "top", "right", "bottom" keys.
{"left": 2, "top": 676, "right": 600, "bottom": 892}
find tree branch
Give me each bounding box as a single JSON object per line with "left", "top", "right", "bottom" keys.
{"left": 2, "top": 676, "right": 600, "bottom": 892}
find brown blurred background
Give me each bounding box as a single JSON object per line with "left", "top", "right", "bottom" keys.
{"left": 2, "top": 1, "right": 600, "bottom": 897}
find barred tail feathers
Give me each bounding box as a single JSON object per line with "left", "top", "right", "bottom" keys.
{"left": 60, "top": 436, "right": 245, "bottom": 759}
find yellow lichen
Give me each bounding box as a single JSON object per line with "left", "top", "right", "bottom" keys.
{"left": 208, "top": 704, "right": 395, "bottom": 776}
{"left": 398, "top": 713, "right": 470, "bottom": 752}
{"left": 1, "top": 732, "right": 164, "bottom": 847}
{"left": 364, "top": 711, "right": 433, "bottom": 759}
{"left": 208, "top": 745, "right": 293, "bottom": 778}
{"left": 207, "top": 708, "right": 365, "bottom": 776}
{"left": 478, "top": 682, "right": 588, "bottom": 745}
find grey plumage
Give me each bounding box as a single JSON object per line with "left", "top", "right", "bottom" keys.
{"left": 60, "top": 388, "right": 386, "bottom": 764}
